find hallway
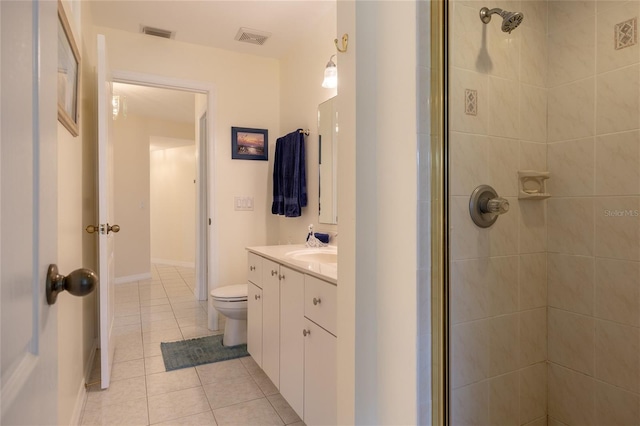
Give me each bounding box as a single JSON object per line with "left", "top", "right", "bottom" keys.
{"left": 80, "top": 264, "right": 302, "bottom": 425}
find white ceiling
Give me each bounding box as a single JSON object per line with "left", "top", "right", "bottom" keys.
{"left": 101, "top": 1, "right": 335, "bottom": 123}
{"left": 90, "top": 0, "right": 336, "bottom": 59}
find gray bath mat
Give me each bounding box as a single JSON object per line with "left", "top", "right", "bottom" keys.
{"left": 160, "top": 334, "right": 248, "bottom": 371}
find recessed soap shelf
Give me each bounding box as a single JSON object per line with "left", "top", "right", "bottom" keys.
{"left": 518, "top": 171, "right": 551, "bottom": 200}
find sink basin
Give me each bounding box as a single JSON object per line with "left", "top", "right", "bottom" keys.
{"left": 285, "top": 248, "right": 338, "bottom": 265}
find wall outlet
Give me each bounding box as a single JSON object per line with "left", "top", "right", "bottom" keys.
{"left": 234, "top": 196, "right": 254, "bottom": 211}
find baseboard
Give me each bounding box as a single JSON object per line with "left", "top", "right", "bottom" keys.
{"left": 151, "top": 258, "right": 195, "bottom": 268}
{"left": 70, "top": 339, "right": 98, "bottom": 425}
{"left": 114, "top": 272, "right": 152, "bottom": 284}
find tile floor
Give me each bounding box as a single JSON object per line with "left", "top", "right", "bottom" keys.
{"left": 80, "top": 264, "right": 303, "bottom": 426}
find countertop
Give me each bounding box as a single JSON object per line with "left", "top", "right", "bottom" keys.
{"left": 246, "top": 244, "right": 337, "bottom": 284}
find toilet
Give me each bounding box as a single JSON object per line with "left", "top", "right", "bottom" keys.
{"left": 210, "top": 284, "right": 248, "bottom": 347}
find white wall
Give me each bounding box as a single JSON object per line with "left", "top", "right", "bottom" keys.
{"left": 57, "top": 1, "right": 98, "bottom": 424}
{"left": 277, "top": 6, "right": 337, "bottom": 244}
{"left": 113, "top": 114, "right": 194, "bottom": 279}
{"left": 337, "top": 1, "right": 418, "bottom": 424}
{"left": 97, "top": 27, "right": 280, "bottom": 287}
{"left": 150, "top": 145, "right": 196, "bottom": 266}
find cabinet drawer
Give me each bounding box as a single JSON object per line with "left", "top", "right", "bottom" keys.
{"left": 304, "top": 275, "right": 337, "bottom": 336}
{"left": 247, "top": 252, "right": 262, "bottom": 287}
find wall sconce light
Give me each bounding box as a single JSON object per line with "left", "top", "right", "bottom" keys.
{"left": 112, "top": 95, "right": 127, "bottom": 120}
{"left": 322, "top": 54, "right": 337, "bottom": 89}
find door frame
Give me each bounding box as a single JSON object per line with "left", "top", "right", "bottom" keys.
{"left": 112, "top": 70, "right": 218, "bottom": 307}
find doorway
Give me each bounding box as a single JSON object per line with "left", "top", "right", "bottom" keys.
{"left": 110, "top": 71, "right": 216, "bottom": 311}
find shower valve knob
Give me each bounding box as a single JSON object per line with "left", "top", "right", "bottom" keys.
{"left": 470, "top": 185, "right": 509, "bottom": 228}
{"left": 484, "top": 197, "right": 510, "bottom": 214}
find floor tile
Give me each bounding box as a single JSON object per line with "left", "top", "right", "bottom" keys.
{"left": 141, "top": 311, "right": 176, "bottom": 323}
{"left": 170, "top": 300, "right": 203, "bottom": 310}
{"left": 111, "top": 358, "right": 146, "bottom": 382}
{"left": 84, "top": 376, "right": 147, "bottom": 411}
{"left": 114, "top": 314, "right": 141, "bottom": 327}
{"left": 139, "top": 297, "right": 171, "bottom": 307}
{"left": 251, "top": 369, "right": 279, "bottom": 396}
{"left": 147, "top": 386, "right": 211, "bottom": 424}
{"left": 203, "top": 376, "right": 264, "bottom": 409}
{"left": 146, "top": 368, "right": 201, "bottom": 396}
{"left": 181, "top": 325, "right": 219, "bottom": 339}
{"left": 143, "top": 328, "right": 183, "bottom": 345}
{"left": 267, "top": 393, "right": 302, "bottom": 424}
{"left": 141, "top": 304, "right": 174, "bottom": 314}
{"left": 240, "top": 356, "right": 261, "bottom": 376}
{"left": 196, "top": 359, "right": 250, "bottom": 385}
{"left": 152, "top": 410, "right": 217, "bottom": 425}
{"left": 145, "top": 355, "right": 167, "bottom": 375}
{"left": 144, "top": 342, "right": 163, "bottom": 358}
{"left": 114, "top": 342, "right": 144, "bottom": 363}
{"left": 213, "top": 398, "right": 284, "bottom": 426}
{"left": 142, "top": 318, "right": 180, "bottom": 333}
{"left": 81, "top": 396, "right": 148, "bottom": 426}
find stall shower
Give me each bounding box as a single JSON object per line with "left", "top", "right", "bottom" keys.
{"left": 448, "top": 0, "right": 640, "bottom": 424}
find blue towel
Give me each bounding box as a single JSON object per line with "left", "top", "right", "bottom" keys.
{"left": 272, "top": 130, "right": 307, "bottom": 217}
{"left": 314, "top": 233, "right": 330, "bottom": 244}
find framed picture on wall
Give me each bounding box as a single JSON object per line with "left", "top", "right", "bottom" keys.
{"left": 57, "top": 0, "right": 80, "bottom": 137}
{"left": 231, "top": 127, "right": 268, "bottom": 160}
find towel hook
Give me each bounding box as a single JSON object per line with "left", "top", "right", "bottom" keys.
{"left": 334, "top": 34, "right": 349, "bottom": 53}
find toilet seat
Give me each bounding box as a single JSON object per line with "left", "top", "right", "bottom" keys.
{"left": 211, "top": 284, "right": 247, "bottom": 302}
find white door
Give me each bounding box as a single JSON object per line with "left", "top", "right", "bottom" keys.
{"left": 97, "top": 34, "right": 117, "bottom": 389}
{"left": 0, "top": 1, "right": 60, "bottom": 423}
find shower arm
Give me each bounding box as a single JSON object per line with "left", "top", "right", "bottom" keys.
{"left": 479, "top": 7, "right": 504, "bottom": 23}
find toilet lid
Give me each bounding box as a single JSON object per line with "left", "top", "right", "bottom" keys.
{"left": 211, "top": 284, "right": 247, "bottom": 301}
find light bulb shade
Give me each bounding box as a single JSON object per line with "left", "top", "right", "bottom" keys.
{"left": 322, "top": 63, "right": 337, "bottom": 89}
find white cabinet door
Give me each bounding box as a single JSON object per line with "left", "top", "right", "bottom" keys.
{"left": 247, "top": 283, "right": 263, "bottom": 366}
{"left": 279, "top": 266, "right": 305, "bottom": 418}
{"left": 262, "top": 259, "right": 280, "bottom": 388}
{"left": 304, "top": 319, "right": 337, "bottom": 426}
{"left": 247, "top": 252, "right": 262, "bottom": 287}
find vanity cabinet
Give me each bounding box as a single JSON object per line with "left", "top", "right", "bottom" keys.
{"left": 247, "top": 249, "right": 337, "bottom": 426}
{"left": 247, "top": 282, "right": 262, "bottom": 366}
{"left": 280, "top": 269, "right": 305, "bottom": 416}
{"left": 304, "top": 318, "right": 337, "bottom": 426}
{"left": 246, "top": 253, "right": 281, "bottom": 388}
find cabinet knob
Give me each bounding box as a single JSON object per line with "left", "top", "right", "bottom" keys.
{"left": 271, "top": 270, "right": 277, "bottom": 276}
{"left": 250, "top": 266, "right": 255, "bottom": 271}
{"left": 254, "top": 294, "right": 261, "bottom": 300}
{"left": 313, "top": 297, "right": 321, "bottom": 306}
{"left": 280, "top": 274, "right": 285, "bottom": 280}
{"left": 303, "top": 329, "right": 311, "bottom": 337}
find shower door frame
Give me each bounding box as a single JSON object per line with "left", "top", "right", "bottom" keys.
{"left": 430, "top": 0, "right": 450, "bottom": 424}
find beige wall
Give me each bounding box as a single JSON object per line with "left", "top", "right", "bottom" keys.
{"left": 95, "top": 26, "right": 280, "bottom": 287}
{"left": 448, "top": 1, "right": 549, "bottom": 424}
{"left": 150, "top": 145, "right": 197, "bottom": 265}
{"left": 276, "top": 6, "right": 337, "bottom": 244}
{"left": 546, "top": 1, "right": 640, "bottom": 423}
{"left": 57, "top": 1, "right": 98, "bottom": 424}
{"left": 113, "top": 114, "right": 194, "bottom": 279}
{"left": 337, "top": 1, "right": 418, "bottom": 424}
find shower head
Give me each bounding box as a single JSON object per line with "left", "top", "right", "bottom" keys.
{"left": 479, "top": 7, "right": 524, "bottom": 33}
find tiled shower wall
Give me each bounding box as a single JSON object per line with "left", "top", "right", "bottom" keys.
{"left": 450, "top": 0, "right": 640, "bottom": 424}
{"left": 546, "top": 1, "right": 640, "bottom": 424}
{"left": 449, "top": 1, "right": 548, "bottom": 424}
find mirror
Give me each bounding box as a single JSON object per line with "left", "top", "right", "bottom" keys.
{"left": 318, "top": 96, "right": 338, "bottom": 224}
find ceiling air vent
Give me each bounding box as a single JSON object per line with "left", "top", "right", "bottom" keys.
{"left": 141, "top": 25, "right": 174, "bottom": 39}
{"left": 234, "top": 27, "right": 271, "bottom": 46}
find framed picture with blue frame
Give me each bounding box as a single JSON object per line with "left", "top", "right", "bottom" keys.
{"left": 231, "top": 127, "right": 268, "bottom": 160}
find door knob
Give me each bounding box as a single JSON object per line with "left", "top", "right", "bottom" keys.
{"left": 107, "top": 224, "right": 120, "bottom": 234}
{"left": 46, "top": 264, "right": 98, "bottom": 305}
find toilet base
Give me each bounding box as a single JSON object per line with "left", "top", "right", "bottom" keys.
{"left": 223, "top": 318, "right": 247, "bottom": 347}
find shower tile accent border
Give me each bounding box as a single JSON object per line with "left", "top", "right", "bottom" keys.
{"left": 465, "top": 89, "right": 478, "bottom": 116}
{"left": 615, "top": 17, "right": 637, "bottom": 50}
